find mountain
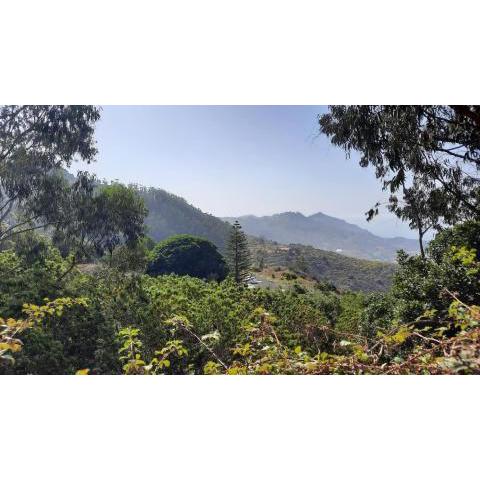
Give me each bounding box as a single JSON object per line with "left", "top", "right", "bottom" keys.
{"left": 222, "top": 212, "right": 419, "bottom": 262}
{"left": 63, "top": 171, "right": 232, "bottom": 251}
{"left": 134, "top": 186, "right": 395, "bottom": 291}
{"left": 133, "top": 186, "right": 232, "bottom": 252}
{"left": 63, "top": 173, "right": 395, "bottom": 291}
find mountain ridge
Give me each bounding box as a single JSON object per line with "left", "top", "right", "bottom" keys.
{"left": 222, "top": 211, "right": 418, "bottom": 262}
{"left": 63, "top": 170, "right": 396, "bottom": 290}
{"left": 135, "top": 186, "right": 396, "bottom": 290}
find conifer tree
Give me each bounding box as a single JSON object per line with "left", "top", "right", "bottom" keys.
{"left": 227, "top": 220, "right": 251, "bottom": 283}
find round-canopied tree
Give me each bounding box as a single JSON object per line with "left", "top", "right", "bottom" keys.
{"left": 146, "top": 234, "right": 228, "bottom": 280}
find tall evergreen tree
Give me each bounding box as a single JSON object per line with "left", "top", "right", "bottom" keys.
{"left": 227, "top": 221, "right": 251, "bottom": 283}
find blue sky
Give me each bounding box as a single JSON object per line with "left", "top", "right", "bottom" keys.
{"left": 70, "top": 105, "right": 417, "bottom": 239}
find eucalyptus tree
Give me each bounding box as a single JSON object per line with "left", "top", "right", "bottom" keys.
{"left": 0, "top": 106, "right": 148, "bottom": 275}
{"left": 319, "top": 106, "right": 480, "bottom": 252}
{"left": 53, "top": 182, "right": 147, "bottom": 263}
{"left": 0, "top": 105, "right": 100, "bottom": 243}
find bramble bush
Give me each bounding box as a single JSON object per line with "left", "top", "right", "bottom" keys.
{"left": 1, "top": 221, "right": 479, "bottom": 374}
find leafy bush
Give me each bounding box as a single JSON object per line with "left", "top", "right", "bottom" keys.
{"left": 391, "top": 223, "right": 480, "bottom": 324}
{"left": 2, "top": 222, "right": 480, "bottom": 375}
{"left": 281, "top": 272, "right": 297, "bottom": 280}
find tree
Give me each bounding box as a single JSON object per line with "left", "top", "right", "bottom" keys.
{"left": 227, "top": 221, "right": 251, "bottom": 283}
{"left": 106, "top": 236, "right": 156, "bottom": 272}
{"left": 383, "top": 221, "right": 480, "bottom": 325}
{"left": 52, "top": 182, "right": 147, "bottom": 263}
{"left": 428, "top": 220, "right": 480, "bottom": 262}
{"left": 318, "top": 106, "right": 480, "bottom": 249}
{"left": 387, "top": 179, "right": 438, "bottom": 258}
{"left": 146, "top": 234, "right": 228, "bottom": 280}
{"left": 0, "top": 105, "right": 100, "bottom": 243}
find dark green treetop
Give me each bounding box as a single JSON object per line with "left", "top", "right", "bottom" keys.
{"left": 146, "top": 234, "right": 228, "bottom": 280}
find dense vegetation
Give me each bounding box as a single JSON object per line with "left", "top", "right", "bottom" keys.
{"left": 1, "top": 220, "right": 479, "bottom": 374}
{"left": 1, "top": 104, "right": 479, "bottom": 375}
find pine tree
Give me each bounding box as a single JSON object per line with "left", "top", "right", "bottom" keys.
{"left": 227, "top": 221, "right": 252, "bottom": 283}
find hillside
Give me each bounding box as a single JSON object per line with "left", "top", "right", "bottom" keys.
{"left": 249, "top": 237, "right": 395, "bottom": 292}
{"left": 223, "top": 212, "right": 418, "bottom": 262}
{"left": 61, "top": 174, "right": 395, "bottom": 291}
{"left": 133, "top": 186, "right": 232, "bottom": 251}
{"left": 134, "top": 187, "right": 395, "bottom": 291}
{"left": 59, "top": 172, "right": 230, "bottom": 251}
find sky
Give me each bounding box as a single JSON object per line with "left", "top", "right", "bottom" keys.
{"left": 70, "top": 105, "right": 417, "bottom": 239}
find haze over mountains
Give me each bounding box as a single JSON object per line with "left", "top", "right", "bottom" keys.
{"left": 64, "top": 169, "right": 416, "bottom": 263}
{"left": 222, "top": 212, "right": 419, "bottom": 262}
{"left": 135, "top": 185, "right": 231, "bottom": 251}
{"left": 135, "top": 185, "right": 396, "bottom": 291}
{"left": 60, "top": 170, "right": 398, "bottom": 290}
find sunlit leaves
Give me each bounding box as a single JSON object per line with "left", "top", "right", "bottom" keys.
{"left": 203, "top": 361, "right": 222, "bottom": 375}
{"left": 0, "top": 297, "right": 89, "bottom": 365}
{"left": 118, "top": 326, "right": 189, "bottom": 375}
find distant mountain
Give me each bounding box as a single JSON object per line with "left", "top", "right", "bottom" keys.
{"left": 222, "top": 212, "right": 418, "bottom": 262}
{"left": 134, "top": 187, "right": 395, "bottom": 291}
{"left": 63, "top": 172, "right": 396, "bottom": 291}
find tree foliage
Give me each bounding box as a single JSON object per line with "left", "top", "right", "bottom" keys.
{"left": 227, "top": 221, "right": 251, "bottom": 283}
{"left": 0, "top": 105, "right": 100, "bottom": 242}
{"left": 319, "top": 105, "right": 480, "bottom": 253}
{"left": 146, "top": 234, "right": 228, "bottom": 280}
{"left": 52, "top": 182, "right": 147, "bottom": 261}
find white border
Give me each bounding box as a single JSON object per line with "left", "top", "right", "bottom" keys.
{"left": 4, "top": 376, "right": 479, "bottom": 479}
{"left": 1, "top": 0, "right": 479, "bottom": 104}
{"left": 1, "top": 0, "right": 479, "bottom": 478}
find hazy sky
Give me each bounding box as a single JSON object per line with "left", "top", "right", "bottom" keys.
{"left": 70, "top": 105, "right": 417, "bottom": 239}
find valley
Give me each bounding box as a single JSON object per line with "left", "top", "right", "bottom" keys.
{"left": 134, "top": 184, "right": 396, "bottom": 291}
